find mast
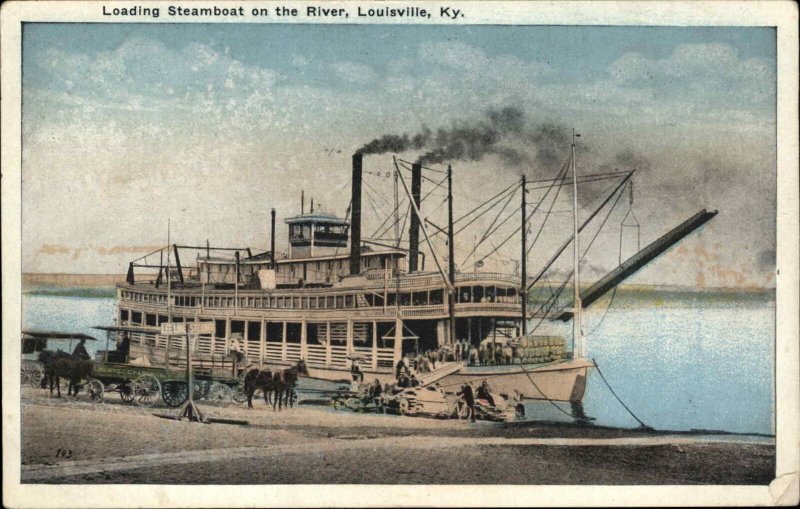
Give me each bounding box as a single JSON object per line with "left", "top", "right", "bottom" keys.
{"left": 166, "top": 219, "right": 171, "bottom": 324}
{"left": 447, "top": 164, "right": 456, "bottom": 346}
{"left": 520, "top": 174, "right": 527, "bottom": 337}
{"left": 571, "top": 129, "right": 584, "bottom": 358}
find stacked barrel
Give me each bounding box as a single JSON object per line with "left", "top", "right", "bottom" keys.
{"left": 516, "top": 336, "right": 566, "bottom": 364}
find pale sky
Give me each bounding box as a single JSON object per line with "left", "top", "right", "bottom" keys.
{"left": 21, "top": 24, "right": 776, "bottom": 288}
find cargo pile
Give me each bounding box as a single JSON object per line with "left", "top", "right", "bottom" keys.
{"left": 516, "top": 336, "right": 566, "bottom": 364}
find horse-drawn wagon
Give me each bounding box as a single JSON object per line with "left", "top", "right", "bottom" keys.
{"left": 22, "top": 326, "right": 245, "bottom": 407}
{"left": 22, "top": 331, "right": 101, "bottom": 388}
{"left": 89, "top": 325, "right": 243, "bottom": 407}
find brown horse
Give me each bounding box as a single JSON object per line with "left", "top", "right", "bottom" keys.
{"left": 243, "top": 359, "right": 307, "bottom": 411}
{"left": 38, "top": 350, "right": 94, "bottom": 397}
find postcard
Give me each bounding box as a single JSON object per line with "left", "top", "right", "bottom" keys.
{"left": 2, "top": 1, "right": 798, "bottom": 507}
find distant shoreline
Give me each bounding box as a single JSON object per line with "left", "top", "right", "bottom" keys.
{"left": 21, "top": 272, "right": 776, "bottom": 294}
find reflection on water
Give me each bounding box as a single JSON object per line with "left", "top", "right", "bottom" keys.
{"left": 22, "top": 290, "right": 775, "bottom": 435}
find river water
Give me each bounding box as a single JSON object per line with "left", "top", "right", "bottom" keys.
{"left": 21, "top": 289, "right": 775, "bottom": 435}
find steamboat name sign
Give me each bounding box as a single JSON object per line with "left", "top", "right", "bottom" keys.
{"left": 160, "top": 322, "right": 215, "bottom": 336}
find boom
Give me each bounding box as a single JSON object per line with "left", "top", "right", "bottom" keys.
{"left": 554, "top": 208, "right": 718, "bottom": 321}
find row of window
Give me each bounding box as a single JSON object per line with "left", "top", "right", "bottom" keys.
{"left": 122, "top": 286, "right": 520, "bottom": 310}
{"left": 119, "top": 309, "right": 395, "bottom": 348}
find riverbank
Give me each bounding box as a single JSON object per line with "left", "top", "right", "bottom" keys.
{"left": 20, "top": 388, "right": 774, "bottom": 485}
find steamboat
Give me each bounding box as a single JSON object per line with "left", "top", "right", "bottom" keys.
{"left": 110, "top": 135, "right": 716, "bottom": 407}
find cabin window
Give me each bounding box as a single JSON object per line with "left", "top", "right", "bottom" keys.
{"left": 387, "top": 292, "right": 396, "bottom": 306}
{"left": 247, "top": 321, "right": 261, "bottom": 342}
{"left": 131, "top": 311, "right": 142, "bottom": 324}
{"left": 286, "top": 323, "right": 301, "bottom": 344}
{"left": 231, "top": 320, "right": 245, "bottom": 337}
{"left": 266, "top": 322, "right": 282, "bottom": 343}
{"left": 430, "top": 290, "right": 443, "bottom": 305}
{"left": 329, "top": 322, "right": 347, "bottom": 345}
{"left": 292, "top": 297, "right": 300, "bottom": 309}
{"left": 277, "top": 297, "right": 285, "bottom": 309}
{"left": 145, "top": 314, "right": 157, "bottom": 326}
{"left": 345, "top": 295, "right": 354, "bottom": 308}
{"left": 120, "top": 309, "right": 129, "bottom": 323}
{"left": 474, "top": 286, "right": 485, "bottom": 302}
{"left": 306, "top": 323, "right": 323, "bottom": 345}
{"left": 399, "top": 293, "right": 410, "bottom": 306}
{"left": 309, "top": 297, "right": 318, "bottom": 309}
{"left": 158, "top": 314, "right": 168, "bottom": 325}
{"left": 215, "top": 320, "right": 226, "bottom": 338}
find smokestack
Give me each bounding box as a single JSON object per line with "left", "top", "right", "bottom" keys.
{"left": 350, "top": 154, "right": 363, "bottom": 275}
{"left": 270, "top": 208, "right": 276, "bottom": 265}
{"left": 408, "top": 163, "right": 422, "bottom": 272}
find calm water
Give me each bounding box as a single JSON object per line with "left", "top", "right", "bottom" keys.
{"left": 21, "top": 290, "right": 775, "bottom": 435}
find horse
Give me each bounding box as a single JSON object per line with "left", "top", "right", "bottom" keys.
{"left": 38, "top": 350, "right": 94, "bottom": 398}
{"left": 501, "top": 345, "right": 514, "bottom": 365}
{"left": 243, "top": 359, "right": 308, "bottom": 410}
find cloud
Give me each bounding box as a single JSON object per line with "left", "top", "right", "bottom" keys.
{"left": 419, "top": 40, "right": 553, "bottom": 80}
{"left": 607, "top": 43, "right": 774, "bottom": 104}
{"left": 330, "top": 61, "right": 379, "bottom": 84}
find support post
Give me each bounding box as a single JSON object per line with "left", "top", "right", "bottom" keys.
{"left": 371, "top": 320, "right": 378, "bottom": 371}
{"left": 521, "top": 174, "right": 528, "bottom": 337}
{"left": 447, "top": 164, "right": 456, "bottom": 346}
{"left": 179, "top": 331, "right": 205, "bottom": 423}
{"left": 281, "top": 321, "right": 287, "bottom": 361}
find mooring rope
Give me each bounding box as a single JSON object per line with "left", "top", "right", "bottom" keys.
{"left": 592, "top": 358, "right": 652, "bottom": 430}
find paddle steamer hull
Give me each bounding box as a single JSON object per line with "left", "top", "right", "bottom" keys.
{"left": 442, "top": 358, "right": 592, "bottom": 402}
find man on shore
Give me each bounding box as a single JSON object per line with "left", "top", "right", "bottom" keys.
{"left": 457, "top": 382, "right": 476, "bottom": 422}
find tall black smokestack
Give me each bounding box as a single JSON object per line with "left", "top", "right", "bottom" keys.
{"left": 408, "top": 163, "right": 422, "bottom": 272}
{"left": 350, "top": 154, "right": 363, "bottom": 275}
{"left": 270, "top": 208, "right": 276, "bottom": 266}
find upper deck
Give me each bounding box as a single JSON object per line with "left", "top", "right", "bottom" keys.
{"left": 116, "top": 270, "right": 524, "bottom": 321}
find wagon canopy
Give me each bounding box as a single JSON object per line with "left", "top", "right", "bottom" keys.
{"left": 22, "top": 330, "right": 98, "bottom": 354}
{"left": 22, "top": 330, "right": 98, "bottom": 341}
{"left": 92, "top": 325, "right": 160, "bottom": 333}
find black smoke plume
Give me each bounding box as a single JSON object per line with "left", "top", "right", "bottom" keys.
{"left": 355, "top": 106, "right": 574, "bottom": 171}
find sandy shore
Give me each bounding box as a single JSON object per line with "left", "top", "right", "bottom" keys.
{"left": 19, "top": 388, "right": 774, "bottom": 485}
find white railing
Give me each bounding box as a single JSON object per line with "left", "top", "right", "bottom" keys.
{"left": 265, "top": 343, "right": 282, "bottom": 362}
{"left": 306, "top": 344, "right": 327, "bottom": 366}
{"left": 454, "top": 302, "right": 520, "bottom": 314}
{"left": 330, "top": 345, "right": 348, "bottom": 368}
{"left": 400, "top": 305, "right": 447, "bottom": 317}
{"left": 285, "top": 343, "right": 302, "bottom": 362}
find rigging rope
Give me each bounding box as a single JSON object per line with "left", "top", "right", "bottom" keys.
{"left": 592, "top": 358, "right": 652, "bottom": 430}
{"left": 526, "top": 159, "right": 571, "bottom": 258}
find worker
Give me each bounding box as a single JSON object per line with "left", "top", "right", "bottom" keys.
{"left": 395, "top": 356, "right": 410, "bottom": 379}
{"left": 456, "top": 382, "right": 476, "bottom": 422}
{"left": 477, "top": 380, "right": 495, "bottom": 407}
{"left": 72, "top": 338, "right": 90, "bottom": 360}
{"left": 351, "top": 359, "right": 364, "bottom": 383}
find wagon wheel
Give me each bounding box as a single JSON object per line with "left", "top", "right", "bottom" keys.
{"left": 207, "top": 383, "right": 234, "bottom": 402}
{"left": 119, "top": 383, "right": 135, "bottom": 403}
{"left": 232, "top": 386, "right": 249, "bottom": 404}
{"left": 21, "top": 365, "right": 44, "bottom": 388}
{"left": 84, "top": 379, "right": 104, "bottom": 403}
{"left": 131, "top": 374, "right": 161, "bottom": 407}
{"left": 161, "top": 381, "right": 188, "bottom": 408}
